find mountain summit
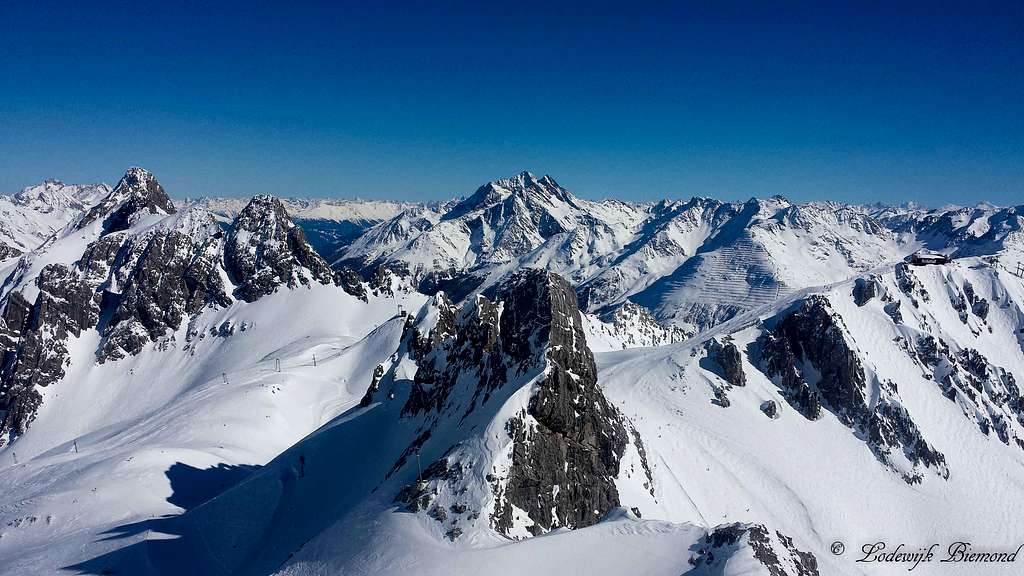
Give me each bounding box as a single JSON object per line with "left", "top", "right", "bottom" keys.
{"left": 77, "top": 167, "right": 176, "bottom": 233}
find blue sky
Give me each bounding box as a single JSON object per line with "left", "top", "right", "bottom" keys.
{"left": 1, "top": 1, "right": 1021, "bottom": 205}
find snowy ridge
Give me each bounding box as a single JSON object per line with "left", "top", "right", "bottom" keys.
{"left": 339, "top": 175, "right": 1006, "bottom": 334}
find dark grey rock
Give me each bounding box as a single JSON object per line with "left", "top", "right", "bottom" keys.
{"left": 912, "top": 334, "right": 1024, "bottom": 449}
{"left": 852, "top": 277, "right": 877, "bottom": 306}
{"left": 883, "top": 301, "right": 903, "bottom": 324}
{"left": 98, "top": 225, "right": 231, "bottom": 361}
{"left": 397, "top": 270, "right": 632, "bottom": 536}
{"left": 962, "top": 280, "right": 990, "bottom": 321}
{"left": 709, "top": 338, "right": 746, "bottom": 387}
{"left": 0, "top": 244, "right": 22, "bottom": 261}
{"left": 714, "top": 387, "right": 731, "bottom": 407}
{"left": 490, "top": 271, "right": 629, "bottom": 534}
{"left": 687, "top": 523, "right": 819, "bottom": 576}
{"left": 0, "top": 264, "right": 100, "bottom": 444}
{"left": 895, "top": 263, "right": 929, "bottom": 307}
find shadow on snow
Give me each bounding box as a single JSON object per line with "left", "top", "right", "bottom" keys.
{"left": 63, "top": 462, "right": 260, "bottom": 575}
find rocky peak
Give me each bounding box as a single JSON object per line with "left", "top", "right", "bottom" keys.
{"left": 224, "top": 195, "right": 336, "bottom": 302}
{"left": 443, "top": 171, "right": 578, "bottom": 223}
{"left": 391, "top": 269, "right": 635, "bottom": 538}
{"left": 77, "top": 167, "right": 176, "bottom": 233}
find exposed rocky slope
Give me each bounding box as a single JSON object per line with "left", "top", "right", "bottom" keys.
{"left": 758, "top": 295, "right": 948, "bottom": 483}
{"left": 686, "top": 522, "right": 819, "bottom": 576}
{"left": 224, "top": 195, "right": 337, "bottom": 301}
{"left": 0, "top": 168, "right": 363, "bottom": 446}
{"left": 583, "top": 301, "right": 692, "bottom": 351}
{"left": 385, "top": 269, "right": 638, "bottom": 537}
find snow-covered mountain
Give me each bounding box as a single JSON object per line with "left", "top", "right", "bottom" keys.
{"left": 0, "top": 168, "right": 1023, "bottom": 576}
{"left": 340, "top": 173, "right": 1021, "bottom": 335}
{"left": 194, "top": 196, "right": 415, "bottom": 263}
{"left": 0, "top": 168, "right": 377, "bottom": 444}
{"left": 0, "top": 180, "right": 110, "bottom": 259}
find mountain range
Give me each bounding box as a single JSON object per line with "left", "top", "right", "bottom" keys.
{"left": 0, "top": 168, "right": 1022, "bottom": 575}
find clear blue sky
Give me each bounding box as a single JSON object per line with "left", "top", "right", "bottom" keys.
{"left": 1, "top": 1, "right": 1021, "bottom": 205}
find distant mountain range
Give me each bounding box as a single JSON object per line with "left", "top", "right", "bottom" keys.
{"left": 0, "top": 168, "right": 1022, "bottom": 575}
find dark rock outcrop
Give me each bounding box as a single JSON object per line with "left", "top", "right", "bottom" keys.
{"left": 335, "top": 266, "right": 368, "bottom": 301}
{"left": 758, "top": 296, "right": 947, "bottom": 483}
{"left": 852, "top": 276, "right": 877, "bottom": 306}
{"left": 708, "top": 337, "right": 745, "bottom": 387}
{"left": 224, "top": 196, "right": 337, "bottom": 302}
{"left": 883, "top": 301, "right": 903, "bottom": 324}
{"left": 962, "top": 280, "right": 989, "bottom": 321}
{"left": 895, "top": 262, "right": 929, "bottom": 307}
{"left": 394, "top": 270, "right": 632, "bottom": 537}
{"left": 489, "top": 271, "right": 629, "bottom": 535}
{"left": 95, "top": 215, "right": 231, "bottom": 360}
{"left": 0, "top": 244, "right": 22, "bottom": 261}
{"left": 0, "top": 264, "right": 101, "bottom": 444}
{"left": 910, "top": 334, "right": 1024, "bottom": 449}
{"left": 687, "top": 523, "right": 819, "bottom": 576}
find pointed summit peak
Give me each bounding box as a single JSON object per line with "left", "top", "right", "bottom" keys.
{"left": 446, "top": 171, "right": 577, "bottom": 218}
{"left": 77, "top": 167, "right": 176, "bottom": 233}
{"left": 225, "top": 194, "right": 336, "bottom": 301}
{"left": 491, "top": 170, "right": 543, "bottom": 193}
{"left": 231, "top": 195, "right": 296, "bottom": 235}
{"left": 491, "top": 170, "right": 535, "bottom": 187}
{"left": 120, "top": 165, "right": 155, "bottom": 183}
{"left": 109, "top": 167, "right": 173, "bottom": 209}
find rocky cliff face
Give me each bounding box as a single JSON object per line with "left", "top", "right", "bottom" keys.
{"left": 94, "top": 210, "right": 232, "bottom": 360}
{"left": 0, "top": 264, "right": 101, "bottom": 442}
{"left": 585, "top": 301, "right": 691, "bottom": 350}
{"left": 491, "top": 271, "right": 629, "bottom": 535}
{"left": 900, "top": 325, "right": 1024, "bottom": 451}
{"left": 388, "top": 270, "right": 636, "bottom": 538}
{"left": 708, "top": 337, "right": 746, "bottom": 388}
{"left": 759, "top": 295, "right": 948, "bottom": 483}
